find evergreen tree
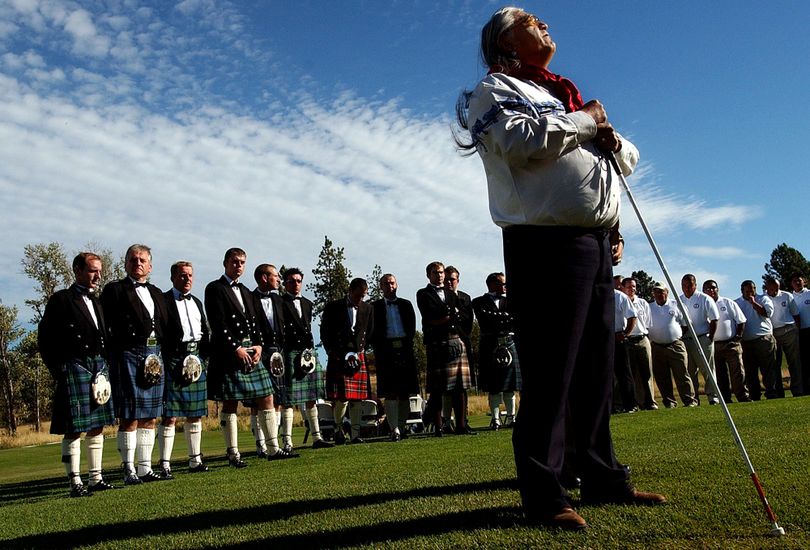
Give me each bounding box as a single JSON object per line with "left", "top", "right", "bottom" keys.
{"left": 307, "top": 236, "right": 352, "bottom": 318}
{"left": 631, "top": 270, "right": 659, "bottom": 302}
{"left": 763, "top": 243, "right": 810, "bottom": 288}
{"left": 366, "top": 264, "right": 383, "bottom": 302}
{"left": 20, "top": 242, "right": 72, "bottom": 323}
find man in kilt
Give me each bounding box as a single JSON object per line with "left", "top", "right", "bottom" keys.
{"left": 371, "top": 273, "right": 419, "bottom": 442}
{"left": 205, "top": 248, "right": 297, "bottom": 467}
{"left": 321, "top": 278, "right": 374, "bottom": 444}
{"left": 444, "top": 266, "right": 477, "bottom": 435}
{"left": 252, "top": 263, "right": 305, "bottom": 454}
{"left": 158, "top": 261, "right": 210, "bottom": 477}
{"left": 280, "top": 268, "right": 333, "bottom": 448}
{"left": 39, "top": 252, "right": 116, "bottom": 496}
{"left": 416, "top": 261, "right": 474, "bottom": 436}
{"left": 101, "top": 244, "right": 170, "bottom": 484}
{"left": 472, "top": 272, "right": 522, "bottom": 430}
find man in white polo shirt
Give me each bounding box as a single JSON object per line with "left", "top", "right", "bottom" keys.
{"left": 703, "top": 280, "right": 750, "bottom": 403}
{"left": 765, "top": 278, "right": 802, "bottom": 397}
{"left": 735, "top": 280, "right": 778, "bottom": 400}
{"left": 791, "top": 274, "right": 810, "bottom": 394}
{"left": 648, "top": 283, "right": 696, "bottom": 408}
{"left": 621, "top": 278, "right": 656, "bottom": 410}
{"left": 679, "top": 274, "right": 720, "bottom": 405}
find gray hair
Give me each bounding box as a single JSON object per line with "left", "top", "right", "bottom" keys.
{"left": 480, "top": 6, "right": 526, "bottom": 71}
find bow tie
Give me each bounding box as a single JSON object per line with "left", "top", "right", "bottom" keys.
{"left": 230, "top": 281, "right": 240, "bottom": 288}
{"left": 75, "top": 286, "right": 93, "bottom": 296}
{"left": 134, "top": 282, "right": 148, "bottom": 288}
{"left": 259, "top": 291, "right": 272, "bottom": 298}
{"left": 292, "top": 296, "right": 301, "bottom": 301}
{"left": 178, "top": 294, "right": 192, "bottom": 301}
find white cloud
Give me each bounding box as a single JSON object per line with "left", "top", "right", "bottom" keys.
{"left": 681, "top": 246, "right": 751, "bottom": 259}
{"left": 64, "top": 8, "right": 110, "bottom": 57}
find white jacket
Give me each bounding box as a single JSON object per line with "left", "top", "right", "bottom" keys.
{"left": 467, "top": 73, "right": 639, "bottom": 229}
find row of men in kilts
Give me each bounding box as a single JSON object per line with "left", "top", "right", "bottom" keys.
{"left": 38, "top": 245, "right": 523, "bottom": 497}
{"left": 38, "top": 245, "right": 333, "bottom": 496}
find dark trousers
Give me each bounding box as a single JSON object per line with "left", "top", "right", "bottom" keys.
{"left": 801, "top": 328, "right": 810, "bottom": 393}
{"left": 613, "top": 339, "right": 637, "bottom": 411}
{"left": 504, "top": 225, "right": 628, "bottom": 515}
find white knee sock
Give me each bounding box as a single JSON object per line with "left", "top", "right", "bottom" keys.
{"left": 384, "top": 399, "right": 399, "bottom": 433}
{"left": 306, "top": 405, "right": 323, "bottom": 441}
{"left": 250, "top": 413, "right": 266, "bottom": 452}
{"left": 259, "top": 408, "right": 279, "bottom": 453}
{"left": 281, "top": 407, "right": 294, "bottom": 448}
{"left": 85, "top": 433, "right": 104, "bottom": 484}
{"left": 136, "top": 427, "right": 156, "bottom": 476}
{"left": 333, "top": 400, "right": 349, "bottom": 433}
{"left": 504, "top": 391, "right": 516, "bottom": 419}
{"left": 62, "top": 438, "right": 82, "bottom": 485}
{"left": 348, "top": 402, "right": 361, "bottom": 439}
{"left": 158, "top": 425, "right": 175, "bottom": 467}
{"left": 488, "top": 393, "right": 503, "bottom": 425}
{"left": 221, "top": 412, "right": 240, "bottom": 457}
{"left": 118, "top": 430, "right": 137, "bottom": 473}
{"left": 185, "top": 420, "right": 203, "bottom": 466}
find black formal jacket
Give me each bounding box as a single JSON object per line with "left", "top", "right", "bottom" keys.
{"left": 101, "top": 278, "right": 168, "bottom": 354}
{"left": 416, "top": 284, "right": 462, "bottom": 344}
{"left": 456, "top": 290, "right": 474, "bottom": 337}
{"left": 280, "top": 293, "right": 315, "bottom": 352}
{"left": 370, "top": 297, "right": 416, "bottom": 349}
{"left": 320, "top": 298, "right": 374, "bottom": 361}
{"left": 252, "top": 289, "right": 285, "bottom": 359}
{"left": 39, "top": 285, "right": 109, "bottom": 376}
{"left": 471, "top": 293, "right": 513, "bottom": 338}
{"left": 161, "top": 289, "right": 210, "bottom": 363}
{"left": 204, "top": 276, "right": 264, "bottom": 370}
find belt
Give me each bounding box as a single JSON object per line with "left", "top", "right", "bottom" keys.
{"left": 626, "top": 335, "right": 647, "bottom": 343}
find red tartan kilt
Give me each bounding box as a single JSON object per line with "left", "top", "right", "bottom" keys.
{"left": 326, "top": 353, "right": 370, "bottom": 401}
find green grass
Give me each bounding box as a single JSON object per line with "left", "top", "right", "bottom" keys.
{"left": 1, "top": 401, "right": 808, "bottom": 549}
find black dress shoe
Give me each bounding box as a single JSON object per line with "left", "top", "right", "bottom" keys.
{"left": 434, "top": 428, "right": 444, "bottom": 438}
{"left": 88, "top": 479, "right": 115, "bottom": 492}
{"left": 228, "top": 455, "right": 248, "bottom": 468}
{"left": 159, "top": 467, "right": 174, "bottom": 480}
{"left": 390, "top": 431, "right": 401, "bottom": 442}
{"left": 140, "top": 470, "right": 162, "bottom": 482}
{"left": 312, "top": 439, "right": 334, "bottom": 449}
{"left": 121, "top": 465, "right": 142, "bottom": 485}
{"left": 188, "top": 462, "right": 209, "bottom": 473}
{"left": 256, "top": 449, "right": 268, "bottom": 459}
{"left": 70, "top": 484, "right": 91, "bottom": 498}
{"left": 350, "top": 437, "right": 365, "bottom": 444}
{"left": 456, "top": 425, "right": 478, "bottom": 435}
{"left": 268, "top": 448, "right": 300, "bottom": 460}
{"left": 334, "top": 431, "right": 347, "bottom": 445}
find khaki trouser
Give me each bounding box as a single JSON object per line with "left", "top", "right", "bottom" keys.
{"left": 773, "top": 324, "right": 803, "bottom": 396}
{"left": 682, "top": 333, "right": 718, "bottom": 403}
{"left": 625, "top": 335, "right": 656, "bottom": 408}
{"left": 651, "top": 339, "right": 696, "bottom": 407}
{"left": 714, "top": 339, "right": 749, "bottom": 402}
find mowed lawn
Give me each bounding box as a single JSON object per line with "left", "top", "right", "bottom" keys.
{"left": 1, "top": 400, "right": 808, "bottom": 549}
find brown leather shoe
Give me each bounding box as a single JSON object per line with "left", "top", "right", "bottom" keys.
{"left": 534, "top": 506, "right": 588, "bottom": 531}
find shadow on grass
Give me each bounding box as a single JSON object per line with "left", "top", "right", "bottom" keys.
{"left": 0, "top": 475, "right": 68, "bottom": 504}
{"left": 3, "top": 478, "right": 520, "bottom": 548}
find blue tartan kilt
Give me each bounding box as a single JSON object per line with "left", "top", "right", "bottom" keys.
{"left": 164, "top": 354, "right": 208, "bottom": 417}
{"left": 112, "top": 344, "right": 165, "bottom": 419}
{"left": 50, "top": 356, "right": 115, "bottom": 434}
{"left": 210, "top": 360, "right": 275, "bottom": 402}
{"left": 478, "top": 335, "right": 522, "bottom": 393}
{"left": 286, "top": 349, "right": 325, "bottom": 405}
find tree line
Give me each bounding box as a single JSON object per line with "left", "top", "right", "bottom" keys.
{"left": 1, "top": 240, "right": 807, "bottom": 436}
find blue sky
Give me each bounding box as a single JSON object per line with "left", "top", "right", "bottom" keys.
{"left": 1, "top": 0, "right": 808, "bottom": 329}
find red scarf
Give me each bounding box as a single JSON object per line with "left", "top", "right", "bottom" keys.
{"left": 491, "top": 66, "right": 584, "bottom": 113}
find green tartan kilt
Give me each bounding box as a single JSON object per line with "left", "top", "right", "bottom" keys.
{"left": 163, "top": 355, "right": 208, "bottom": 417}
{"left": 50, "top": 356, "right": 115, "bottom": 435}
{"left": 286, "top": 349, "right": 326, "bottom": 405}
{"left": 209, "top": 359, "right": 275, "bottom": 402}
